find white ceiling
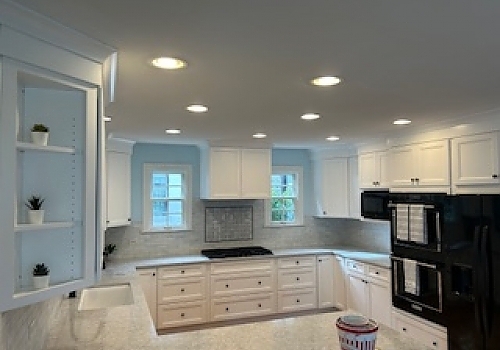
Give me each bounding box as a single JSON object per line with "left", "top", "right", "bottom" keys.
{"left": 11, "top": 0, "right": 500, "bottom": 148}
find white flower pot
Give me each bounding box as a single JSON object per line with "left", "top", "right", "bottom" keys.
{"left": 28, "top": 210, "right": 44, "bottom": 225}
{"left": 33, "top": 275, "right": 50, "bottom": 290}
{"left": 31, "top": 132, "right": 49, "bottom": 146}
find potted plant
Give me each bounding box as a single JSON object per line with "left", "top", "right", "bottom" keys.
{"left": 25, "top": 195, "right": 45, "bottom": 224}
{"left": 32, "top": 263, "right": 50, "bottom": 289}
{"left": 102, "top": 243, "right": 116, "bottom": 269}
{"left": 30, "top": 123, "right": 50, "bottom": 146}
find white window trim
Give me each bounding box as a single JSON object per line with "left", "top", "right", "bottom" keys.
{"left": 143, "top": 163, "right": 192, "bottom": 233}
{"left": 265, "top": 166, "right": 304, "bottom": 227}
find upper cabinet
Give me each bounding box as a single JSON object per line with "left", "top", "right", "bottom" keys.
{"left": 451, "top": 131, "right": 500, "bottom": 194}
{"left": 358, "top": 151, "right": 390, "bottom": 189}
{"left": 0, "top": 6, "right": 114, "bottom": 312}
{"left": 106, "top": 138, "right": 134, "bottom": 227}
{"left": 201, "top": 147, "right": 271, "bottom": 199}
{"left": 390, "top": 140, "right": 450, "bottom": 192}
{"left": 314, "top": 156, "right": 360, "bottom": 219}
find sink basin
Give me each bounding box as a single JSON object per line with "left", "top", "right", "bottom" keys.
{"left": 78, "top": 283, "right": 133, "bottom": 311}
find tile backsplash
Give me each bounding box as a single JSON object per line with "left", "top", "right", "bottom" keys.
{"left": 106, "top": 199, "right": 390, "bottom": 259}
{"left": 205, "top": 205, "right": 253, "bottom": 242}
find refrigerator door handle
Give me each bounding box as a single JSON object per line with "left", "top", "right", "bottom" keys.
{"left": 481, "top": 225, "right": 493, "bottom": 338}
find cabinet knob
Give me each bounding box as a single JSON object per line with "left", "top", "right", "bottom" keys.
{"left": 180, "top": 288, "right": 185, "bottom": 292}
{"left": 258, "top": 303, "right": 262, "bottom": 308}
{"left": 372, "top": 181, "right": 376, "bottom": 186}
{"left": 493, "top": 174, "right": 498, "bottom": 179}
{"left": 225, "top": 284, "right": 229, "bottom": 288}
{"left": 181, "top": 270, "right": 185, "bottom": 274}
{"left": 415, "top": 178, "right": 420, "bottom": 182}
{"left": 296, "top": 261, "right": 299, "bottom": 265}
{"left": 375, "top": 271, "right": 379, "bottom": 275}
{"left": 127, "top": 218, "right": 131, "bottom": 222}
{"left": 296, "top": 277, "right": 300, "bottom": 281}
{"left": 152, "top": 273, "right": 156, "bottom": 276}
{"left": 323, "top": 211, "right": 327, "bottom": 215}
{"left": 296, "top": 299, "right": 300, "bottom": 303}
{"left": 225, "top": 307, "right": 229, "bottom": 312}
{"left": 318, "top": 259, "right": 322, "bottom": 262}
{"left": 258, "top": 281, "right": 262, "bottom": 285}
{"left": 402, "top": 327, "right": 407, "bottom": 332}
{"left": 106, "top": 220, "right": 110, "bottom": 223}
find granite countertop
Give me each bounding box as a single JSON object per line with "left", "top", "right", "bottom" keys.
{"left": 42, "top": 247, "right": 418, "bottom": 350}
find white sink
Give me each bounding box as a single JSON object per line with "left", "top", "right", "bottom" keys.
{"left": 78, "top": 283, "right": 133, "bottom": 311}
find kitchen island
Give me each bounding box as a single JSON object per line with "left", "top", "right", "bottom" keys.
{"left": 43, "top": 249, "right": 431, "bottom": 350}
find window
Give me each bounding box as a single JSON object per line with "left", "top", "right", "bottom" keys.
{"left": 143, "top": 164, "right": 192, "bottom": 232}
{"left": 265, "top": 166, "right": 303, "bottom": 226}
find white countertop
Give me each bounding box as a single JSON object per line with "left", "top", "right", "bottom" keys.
{"left": 44, "top": 247, "right": 413, "bottom": 350}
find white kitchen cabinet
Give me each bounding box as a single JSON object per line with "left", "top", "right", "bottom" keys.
{"left": 200, "top": 147, "right": 271, "bottom": 199}
{"left": 451, "top": 131, "right": 500, "bottom": 193}
{"left": 137, "top": 268, "right": 157, "bottom": 327}
{"left": 390, "top": 140, "right": 450, "bottom": 192}
{"left": 315, "top": 156, "right": 359, "bottom": 218}
{"left": 317, "top": 255, "right": 335, "bottom": 308}
{"left": 210, "top": 258, "right": 276, "bottom": 321}
{"left": 277, "top": 256, "right": 317, "bottom": 313}
{"left": 106, "top": 138, "right": 134, "bottom": 227}
{"left": 0, "top": 16, "right": 113, "bottom": 312}
{"left": 392, "top": 308, "right": 448, "bottom": 350}
{"left": 332, "top": 255, "right": 347, "bottom": 310}
{"left": 358, "top": 151, "right": 390, "bottom": 189}
{"left": 346, "top": 259, "right": 391, "bottom": 326}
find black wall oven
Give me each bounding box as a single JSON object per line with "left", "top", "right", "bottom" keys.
{"left": 390, "top": 193, "right": 448, "bottom": 325}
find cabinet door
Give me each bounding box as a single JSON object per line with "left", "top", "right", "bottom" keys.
{"left": 106, "top": 150, "right": 131, "bottom": 227}
{"left": 378, "top": 151, "right": 391, "bottom": 188}
{"left": 452, "top": 132, "right": 500, "bottom": 186}
{"left": 359, "top": 152, "right": 377, "bottom": 188}
{"left": 333, "top": 256, "right": 346, "bottom": 310}
{"left": 369, "top": 279, "right": 391, "bottom": 326}
{"left": 319, "top": 158, "right": 349, "bottom": 217}
{"left": 209, "top": 148, "right": 241, "bottom": 198}
{"left": 390, "top": 145, "right": 416, "bottom": 187}
{"left": 240, "top": 149, "right": 271, "bottom": 199}
{"left": 317, "top": 255, "right": 335, "bottom": 308}
{"left": 416, "top": 140, "right": 450, "bottom": 187}
{"left": 347, "top": 274, "right": 369, "bottom": 316}
{"left": 137, "top": 268, "right": 157, "bottom": 327}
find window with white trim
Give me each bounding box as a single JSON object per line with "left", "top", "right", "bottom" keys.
{"left": 265, "top": 166, "right": 303, "bottom": 226}
{"left": 143, "top": 164, "right": 192, "bottom": 232}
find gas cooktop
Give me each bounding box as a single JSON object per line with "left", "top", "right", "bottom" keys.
{"left": 201, "top": 246, "right": 273, "bottom": 259}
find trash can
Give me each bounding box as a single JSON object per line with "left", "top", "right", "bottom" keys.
{"left": 336, "top": 315, "right": 378, "bottom": 350}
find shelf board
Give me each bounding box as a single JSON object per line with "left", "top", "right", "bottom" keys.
{"left": 14, "top": 279, "right": 84, "bottom": 299}
{"left": 16, "top": 142, "right": 75, "bottom": 154}
{"left": 15, "top": 221, "right": 74, "bottom": 232}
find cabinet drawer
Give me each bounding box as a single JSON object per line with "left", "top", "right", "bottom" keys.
{"left": 211, "top": 293, "right": 276, "bottom": 321}
{"left": 346, "top": 259, "right": 366, "bottom": 275}
{"left": 158, "top": 264, "right": 206, "bottom": 279}
{"left": 158, "top": 277, "right": 206, "bottom": 303}
{"left": 367, "top": 265, "right": 389, "bottom": 282}
{"left": 210, "top": 259, "right": 273, "bottom": 275}
{"left": 157, "top": 300, "right": 207, "bottom": 328}
{"left": 278, "top": 288, "right": 317, "bottom": 313}
{"left": 278, "top": 267, "right": 316, "bottom": 290}
{"left": 278, "top": 256, "right": 315, "bottom": 269}
{"left": 392, "top": 310, "right": 447, "bottom": 350}
{"left": 211, "top": 272, "right": 273, "bottom": 297}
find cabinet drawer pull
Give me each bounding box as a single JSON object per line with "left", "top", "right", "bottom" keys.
{"left": 318, "top": 259, "right": 322, "bottom": 262}
{"left": 296, "top": 261, "right": 300, "bottom": 265}
{"left": 258, "top": 303, "right": 262, "bottom": 308}
{"left": 375, "top": 271, "right": 379, "bottom": 275}
{"left": 152, "top": 272, "right": 155, "bottom": 276}
{"left": 258, "top": 281, "right": 262, "bottom": 285}
{"left": 296, "top": 277, "right": 300, "bottom": 281}
{"left": 493, "top": 174, "right": 498, "bottom": 179}
{"left": 402, "top": 327, "right": 407, "bottom": 332}
{"left": 180, "top": 288, "right": 185, "bottom": 292}
{"left": 432, "top": 341, "right": 437, "bottom": 347}
{"left": 225, "top": 284, "right": 229, "bottom": 288}
{"left": 180, "top": 270, "right": 185, "bottom": 274}
{"left": 180, "top": 313, "right": 185, "bottom": 317}
{"left": 225, "top": 307, "right": 229, "bottom": 312}
{"left": 296, "top": 299, "right": 300, "bottom": 303}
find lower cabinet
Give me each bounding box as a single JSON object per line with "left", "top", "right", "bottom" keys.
{"left": 332, "top": 255, "right": 347, "bottom": 310}
{"left": 392, "top": 309, "right": 448, "bottom": 350}
{"left": 277, "top": 255, "right": 317, "bottom": 312}
{"left": 346, "top": 259, "right": 391, "bottom": 326}
{"left": 136, "top": 268, "right": 157, "bottom": 327}
{"left": 317, "top": 255, "right": 335, "bottom": 308}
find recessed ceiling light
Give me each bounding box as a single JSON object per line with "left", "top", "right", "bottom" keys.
{"left": 253, "top": 133, "right": 267, "bottom": 139}
{"left": 311, "top": 76, "right": 341, "bottom": 87}
{"left": 393, "top": 118, "right": 412, "bottom": 125}
{"left": 151, "top": 57, "right": 187, "bottom": 70}
{"left": 301, "top": 113, "right": 321, "bottom": 121}
{"left": 103, "top": 116, "right": 112, "bottom": 122}
{"left": 186, "top": 104, "right": 208, "bottom": 113}
{"left": 165, "top": 129, "right": 181, "bottom": 134}
{"left": 326, "top": 136, "right": 340, "bottom": 141}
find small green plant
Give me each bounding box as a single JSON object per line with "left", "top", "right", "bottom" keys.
{"left": 31, "top": 124, "right": 49, "bottom": 132}
{"left": 33, "top": 263, "right": 50, "bottom": 276}
{"left": 103, "top": 243, "right": 117, "bottom": 257}
{"left": 25, "top": 195, "right": 45, "bottom": 210}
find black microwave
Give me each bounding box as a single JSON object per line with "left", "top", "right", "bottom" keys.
{"left": 361, "top": 190, "right": 391, "bottom": 220}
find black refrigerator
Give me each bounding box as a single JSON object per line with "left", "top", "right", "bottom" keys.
{"left": 443, "top": 195, "right": 500, "bottom": 350}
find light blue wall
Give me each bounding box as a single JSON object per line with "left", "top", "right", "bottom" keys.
{"left": 130, "top": 144, "right": 313, "bottom": 221}
{"left": 131, "top": 144, "right": 200, "bottom": 222}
